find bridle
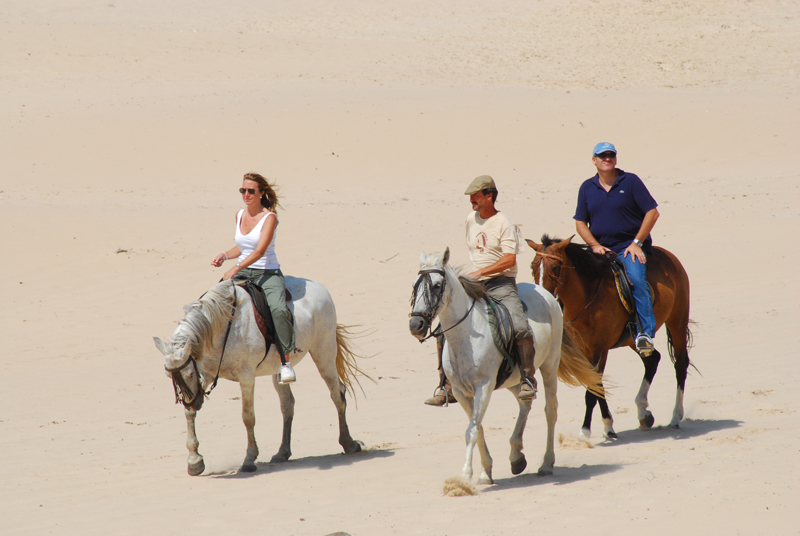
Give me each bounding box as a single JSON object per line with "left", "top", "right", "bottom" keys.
{"left": 165, "top": 282, "right": 237, "bottom": 410}
{"left": 534, "top": 249, "right": 602, "bottom": 325}
{"left": 410, "top": 268, "right": 475, "bottom": 342}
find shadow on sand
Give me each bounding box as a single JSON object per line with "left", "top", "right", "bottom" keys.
{"left": 484, "top": 463, "right": 622, "bottom": 492}
{"left": 207, "top": 446, "right": 395, "bottom": 479}
{"left": 594, "top": 418, "right": 742, "bottom": 446}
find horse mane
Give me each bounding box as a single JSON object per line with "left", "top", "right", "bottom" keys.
{"left": 541, "top": 234, "right": 614, "bottom": 281}
{"left": 171, "top": 281, "right": 237, "bottom": 358}
{"left": 418, "top": 251, "right": 487, "bottom": 301}
{"left": 457, "top": 272, "right": 488, "bottom": 301}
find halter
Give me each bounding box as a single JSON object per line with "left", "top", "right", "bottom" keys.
{"left": 410, "top": 268, "right": 475, "bottom": 342}
{"left": 165, "top": 282, "right": 238, "bottom": 410}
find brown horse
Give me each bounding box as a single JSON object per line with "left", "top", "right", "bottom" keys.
{"left": 526, "top": 235, "right": 692, "bottom": 438}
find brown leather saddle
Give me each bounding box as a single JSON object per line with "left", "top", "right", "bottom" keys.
{"left": 233, "top": 278, "right": 294, "bottom": 359}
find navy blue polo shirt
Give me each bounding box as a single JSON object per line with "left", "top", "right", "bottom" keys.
{"left": 573, "top": 169, "right": 658, "bottom": 255}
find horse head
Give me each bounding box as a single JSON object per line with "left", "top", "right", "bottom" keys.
{"left": 526, "top": 235, "right": 573, "bottom": 296}
{"left": 154, "top": 336, "right": 205, "bottom": 411}
{"left": 409, "top": 247, "right": 451, "bottom": 340}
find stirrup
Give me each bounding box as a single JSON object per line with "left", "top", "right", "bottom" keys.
{"left": 518, "top": 378, "right": 537, "bottom": 401}
{"left": 278, "top": 363, "right": 296, "bottom": 384}
{"left": 635, "top": 333, "right": 655, "bottom": 355}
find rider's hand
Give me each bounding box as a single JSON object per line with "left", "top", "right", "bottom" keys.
{"left": 223, "top": 266, "right": 240, "bottom": 280}
{"left": 211, "top": 253, "right": 227, "bottom": 267}
{"left": 623, "top": 243, "right": 647, "bottom": 264}
{"left": 590, "top": 244, "right": 612, "bottom": 256}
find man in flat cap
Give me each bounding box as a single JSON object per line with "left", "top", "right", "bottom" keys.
{"left": 425, "top": 175, "right": 537, "bottom": 405}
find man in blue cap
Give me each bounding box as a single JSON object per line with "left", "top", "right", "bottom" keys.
{"left": 574, "top": 143, "right": 660, "bottom": 353}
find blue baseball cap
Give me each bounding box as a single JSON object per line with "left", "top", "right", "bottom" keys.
{"left": 592, "top": 142, "right": 617, "bottom": 156}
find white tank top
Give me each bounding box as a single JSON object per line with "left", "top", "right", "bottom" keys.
{"left": 234, "top": 209, "right": 280, "bottom": 270}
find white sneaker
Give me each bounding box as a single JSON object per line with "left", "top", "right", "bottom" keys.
{"left": 279, "top": 364, "right": 296, "bottom": 384}
{"left": 635, "top": 334, "right": 655, "bottom": 354}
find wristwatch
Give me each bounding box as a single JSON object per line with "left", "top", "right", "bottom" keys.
{"left": 633, "top": 239, "right": 644, "bottom": 247}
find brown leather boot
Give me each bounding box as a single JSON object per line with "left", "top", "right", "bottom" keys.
{"left": 424, "top": 378, "right": 457, "bottom": 406}
{"left": 515, "top": 335, "right": 537, "bottom": 401}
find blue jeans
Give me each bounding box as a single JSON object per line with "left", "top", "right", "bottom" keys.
{"left": 620, "top": 253, "right": 656, "bottom": 338}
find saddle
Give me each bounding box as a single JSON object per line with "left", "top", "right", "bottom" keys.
{"left": 485, "top": 298, "right": 519, "bottom": 390}
{"left": 234, "top": 278, "right": 294, "bottom": 359}
{"left": 609, "top": 257, "right": 655, "bottom": 349}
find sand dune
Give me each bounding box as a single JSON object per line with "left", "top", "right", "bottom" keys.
{"left": 1, "top": 1, "right": 798, "bottom": 534}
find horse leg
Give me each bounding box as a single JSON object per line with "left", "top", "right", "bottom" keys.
{"left": 580, "top": 352, "right": 607, "bottom": 439}
{"left": 596, "top": 386, "right": 617, "bottom": 438}
{"left": 580, "top": 390, "right": 599, "bottom": 439}
{"left": 635, "top": 348, "right": 661, "bottom": 429}
{"left": 667, "top": 325, "right": 690, "bottom": 428}
{"left": 184, "top": 408, "right": 205, "bottom": 476}
{"left": 269, "top": 374, "right": 294, "bottom": 463}
{"left": 310, "top": 339, "right": 363, "bottom": 454}
{"left": 508, "top": 387, "right": 532, "bottom": 476}
{"left": 239, "top": 378, "right": 259, "bottom": 472}
{"left": 536, "top": 354, "right": 559, "bottom": 475}
{"left": 454, "top": 384, "right": 494, "bottom": 484}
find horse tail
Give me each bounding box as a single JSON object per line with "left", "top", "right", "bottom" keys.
{"left": 666, "top": 320, "right": 699, "bottom": 373}
{"left": 557, "top": 324, "right": 605, "bottom": 398}
{"left": 335, "top": 325, "right": 375, "bottom": 398}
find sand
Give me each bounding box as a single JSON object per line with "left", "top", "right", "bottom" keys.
{"left": 1, "top": 1, "right": 798, "bottom": 534}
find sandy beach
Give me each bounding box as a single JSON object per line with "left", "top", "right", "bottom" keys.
{"left": 1, "top": 1, "right": 799, "bottom": 534}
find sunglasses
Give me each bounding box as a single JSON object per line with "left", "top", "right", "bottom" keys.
{"left": 239, "top": 188, "right": 258, "bottom": 195}
{"left": 595, "top": 152, "right": 617, "bottom": 159}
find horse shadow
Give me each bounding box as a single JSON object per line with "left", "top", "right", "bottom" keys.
{"left": 484, "top": 463, "right": 623, "bottom": 492}
{"left": 595, "top": 418, "right": 741, "bottom": 446}
{"left": 207, "top": 446, "right": 395, "bottom": 479}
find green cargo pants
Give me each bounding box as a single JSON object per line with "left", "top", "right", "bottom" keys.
{"left": 236, "top": 267, "right": 296, "bottom": 355}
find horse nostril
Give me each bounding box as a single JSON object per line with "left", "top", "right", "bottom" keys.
{"left": 409, "top": 317, "right": 426, "bottom": 334}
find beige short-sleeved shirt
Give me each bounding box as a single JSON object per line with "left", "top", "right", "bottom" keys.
{"left": 465, "top": 210, "right": 521, "bottom": 280}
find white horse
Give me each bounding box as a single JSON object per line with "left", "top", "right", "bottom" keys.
{"left": 409, "top": 249, "right": 603, "bottom": 483}
{"left": 154, "top": 277, "right": 367, "bottom": 476}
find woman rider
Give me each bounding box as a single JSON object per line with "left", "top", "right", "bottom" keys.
{"left": 211, "top": 173, "right": 297, "bottom": 383}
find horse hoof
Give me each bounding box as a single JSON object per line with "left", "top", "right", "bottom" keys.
{"left": 187, "top": 459, "right": 205, "bottom": 476}
{"left": 537, "top": 467, "right": 554, "bottom": 476}
{"left": 605, "top": 431, "right": 618, "bottom": 439}
{"left": 344, "top": 440, "right": 364, "bottom": 454}
{"left": 477, "top": 475, "right": 494, "bottom": 485}
{"left": 579, "top": 428, "right": 591, "bottom": 440}
{"left": 640, "top": 413, "right": 655, "bottom": 429}
{"left": 511, "top": 456, "right": 527, "bottom": 475}
{"left": 240, "top": 462, "right": 257, "bottom": 473}
{"left": 269, "top": 453, "right": 290, "bottom": 464}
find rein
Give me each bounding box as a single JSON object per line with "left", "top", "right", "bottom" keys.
{"left": 165, "top": 281, "right": 238, "bottom": 409}
{"left": 410, "top": 268, "right": 476, "bottom": 342}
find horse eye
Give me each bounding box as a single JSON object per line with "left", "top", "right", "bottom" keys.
{"left": 551, "top": 264, "right": 561, "bottom": 276}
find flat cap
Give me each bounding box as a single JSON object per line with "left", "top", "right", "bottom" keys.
{"left": 464, "top": 175, "right": 496, "bottom": 195}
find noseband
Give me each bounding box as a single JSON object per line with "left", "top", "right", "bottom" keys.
{"left": 410, "top": 268, "right": 475, "bottom": 342}
{"left": 165, "top": 354, "right": 204, "bottom": 410}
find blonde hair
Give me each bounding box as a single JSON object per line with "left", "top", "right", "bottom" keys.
{"left": 243, "top": 172, "right": 282, "bottom": 213}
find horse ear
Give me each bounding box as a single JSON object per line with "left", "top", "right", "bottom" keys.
{"left": 154, "top": 337, "right": 168, "bottom": 356}
{"left": 525, "top": 239, "right": 544, "bottom": 252}
{"left": 564, "top": 235, "right": 575, "bottom": 245}
{"left": 443, "top": 247, "right": 450, "bottom": 266}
